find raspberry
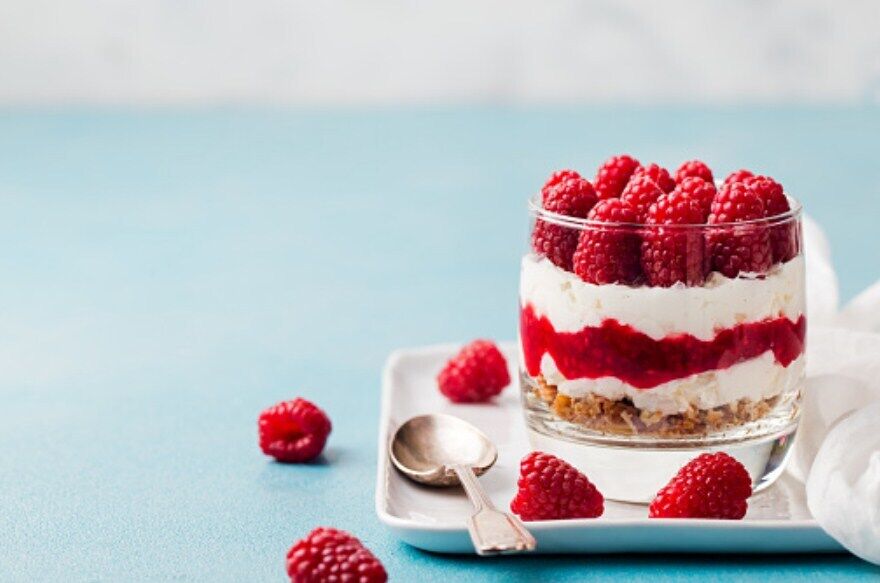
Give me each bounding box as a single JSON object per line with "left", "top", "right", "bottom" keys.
{"left": 510, "top": 452, "right": 604, "bottom": 521}
{"left": 572, "top": 199, "right": 642, "bottom": 285}
{"left": 743, "top": 175, "right": 787, "bottom": 216}
{"left": 620, "top": 175, "right": 664, "bottom": 221}
{"left": 649, "top": 452, "right": 752, "bottom": 519}
{"left": 743, "top": 175, "right": 796, "bottom": 262}
{"left": 710, "top": 182, "right": 766, "bottom": 223}
{"left": 674, "top": 159, "right": 714, "bottom": 185}
{"left": 541, "top": 169, "right": 583, "bottom": 193}
{"left": 286, "top": 527, "right": 387, "bottom": 583}
{"left": 722, "top": 169, "right": 754, "bottom": 188}
{"left": 531, "top": 220, "right": 578, "bottom": 271}
{"left": 594, "top": 154, "right": 640, "bottom": 199}
{"left": 259, "top": 398, "right": 332, "bottom": 463}
{"left": 632, "top": 162, "right": 675, "bottom": 193}
{"left": 641, "top": 190, "right": 707, "bottom": 287}
{"left": 437, "top": 339, "right": 510, "bottom": 403}
{"left": 707, "top": 182, "right": 772, "bottom": 277}
{"left": 542, "top": 175, "right": 598, "bottom": 218}
{"left": 531, "top": 221, "right": 579, "bottom": 271}
{"left": 532, "top": 175, "right": 598, "bottom": 270}
{"left": 673, "top": 176, "right": 716, "bottom": 219}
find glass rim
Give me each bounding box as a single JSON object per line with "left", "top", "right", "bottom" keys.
{"left": 528, "top": 193, "right": 803, "bottom": 230}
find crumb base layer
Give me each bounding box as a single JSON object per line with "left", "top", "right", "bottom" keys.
{"left": 524, "top": 373, "right": 800, "bottom": 443}
{"left": 533, "top": 375, "right": 782, "bottom": 437}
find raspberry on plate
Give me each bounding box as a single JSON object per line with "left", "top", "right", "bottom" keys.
{"left": 707, "top": 182, "right": 773, "bottom": 277}
{"left": 532, "top": 174, "right": 598, "bottom": 270}
{"left": 286, "top": 527, "right": 387, "bottom": 583}
{"left": 632, "top": 162, "right": 675, "bottom": 193}
{"left": 437, "top": 339, "right": 510, "bottom": 403}
{"left": 722, "top": 169, "right": 754, "bottom": 188}
{"left": 510, "top": 451, "right": 604, "bottom": 521}
{"left": 572, "top": 198, "right": 642, "bottom": 285}
{"left": 649, "top": 452, "right": 752, "bottom": 519}
{"left": 594, "top": 154, "right": 640, "bottom": 199}
{"left": 620, "top": 175, "right": 664, "bottom": 221}
{"left": 672, "top": 176, "right": 716, "bottom": 219}
{"left": 641, "top": 190, "right": 707, "bottom": 287}
{"left": 743, "top": 175, "right": 796, "bottom": 262}
{"left": 674, "top": 159, "right": 714, "bottom": 185}
{"left": 258, "top": 398, "right": 332, "bottom": 463}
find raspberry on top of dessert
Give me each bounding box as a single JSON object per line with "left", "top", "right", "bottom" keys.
{"left": 520, "top": 157, "right": 805, "bottom": 434}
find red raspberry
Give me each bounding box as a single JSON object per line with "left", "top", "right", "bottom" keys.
{"left": 572, "top": 199, "right": 642, "bottom": 285}
{"left": 541, "top": 169, "right": 583, "bottom": 193}
{"left": 674, "top": 159, "right": 714, "bottom": 185}
{"left": 649, "top": 452, "right": 752, "bottom": 519}
{"left": 641, "top": 190, "right": 707, "bottom": 287}
{"left": 673, "top": 176, "right": 716, "bottom": 219}
{"left": 594, "top": 154, "right": 640, "bottom": 199}
{"left": 722, "top": 169, "right": 754, "bottom": 188}
{"left": 259, "top": 398, "right": 332, "bottom": 463}
{"left": 707, "top": 182, "right": 772, "bottom": 277}
{"left": 542, "top": 175, "right": 598, "bottom": 217}
{"left": 743, "top": 175, "right": 796, "bottom": 264}
{"left": 510, "top": 452, "right": 604, "bottom": 521}
{"left": 532, "top": 176, "right": 598, "bottom": 270}
{"left": 632, "top": 162, "right": 675, "bottom": 193}
{"left": 744, "top": 175, "right": 788, "bottom": 216}
{"left": 437, "top": 339, "right": 510, "bottom": 403}
{"left": 531, "top": 220, "right": 578, "bottom": 271}
{"left": 286, "top": 527, "right": 387, "bottom": 583}
{"left": 620, "top": 175, "right": 664, "bottom": 221}
{"left": 710, "top": 182, "right": 766, "bottom": 222}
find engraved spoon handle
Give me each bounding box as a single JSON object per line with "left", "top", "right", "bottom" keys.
{"left": 451, "top": 464, "right": 537, "bottom": 555}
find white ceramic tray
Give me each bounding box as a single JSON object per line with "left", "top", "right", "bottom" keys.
{"left": 375, "top": 342, "right": 844, "bottom": 554}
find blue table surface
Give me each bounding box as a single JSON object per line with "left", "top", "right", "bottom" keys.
{"left": 0, "top": 107, "right": 878, "bottom": 582}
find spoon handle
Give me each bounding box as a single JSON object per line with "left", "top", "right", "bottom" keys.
{"left": 451, "top": 464, "right": 537, "bottom": 555}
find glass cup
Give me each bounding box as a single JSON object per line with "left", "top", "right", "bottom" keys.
{"left": 519, "top": 194, "right": 805, "bottom": 502}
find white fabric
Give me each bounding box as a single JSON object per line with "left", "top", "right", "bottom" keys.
{"left": 807, "top": 402, "right": 880, "bottom": 565}
{"left": 790, "top": 216, "right": 880, "bottom": 565}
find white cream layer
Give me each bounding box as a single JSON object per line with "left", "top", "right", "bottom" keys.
{"left": 540, "top": 352, "right": 805, "bottom": 415}
{"left": 521, "top": 253, "right": 806, "bottom": 414}
{"left": 520, "top": 253, "right": 805, "bottom": 341}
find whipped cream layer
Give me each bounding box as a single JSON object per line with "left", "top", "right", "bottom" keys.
{"left": 520, "top": 253, "right": 806, "bottom": 414}
{"left": 520, "top": 253, "right": 805, "bottom": 341}
{"left": 541, "top": 352, "right": 805, "bottom": 415}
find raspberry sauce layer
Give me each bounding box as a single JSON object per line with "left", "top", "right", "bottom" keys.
{"left": 521, "top": 304, "right": 806, "bottom": 390}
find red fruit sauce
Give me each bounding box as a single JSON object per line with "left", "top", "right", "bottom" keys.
{"left": 520, "top": 304, "right": 805, "bottom": 390}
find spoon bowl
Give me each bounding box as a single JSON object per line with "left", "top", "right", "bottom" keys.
{"left": 390, "top": 413, "right": 497, "bottom": 486}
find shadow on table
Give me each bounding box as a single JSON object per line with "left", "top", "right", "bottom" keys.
{"left": 401, "top": 547, "right": 879, "bottom": 581}
{"left": 256, "top": 446, "right": 354, "bottom": 491}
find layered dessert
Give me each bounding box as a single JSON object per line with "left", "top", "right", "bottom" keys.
{"left": 521, "top": 156, "right": 805, "bottom": 437}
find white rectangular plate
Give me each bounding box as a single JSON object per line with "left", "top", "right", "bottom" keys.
{"left": 375, "top": 343, "right": 844, "bottom": 554}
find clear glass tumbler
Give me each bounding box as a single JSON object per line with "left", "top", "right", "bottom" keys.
{"left": 519, "top": 194, "right": 805, "bottom": 502}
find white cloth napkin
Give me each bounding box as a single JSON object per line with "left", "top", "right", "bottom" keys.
{"left": 788, "top": 215, "right": 880, "bottom": 564}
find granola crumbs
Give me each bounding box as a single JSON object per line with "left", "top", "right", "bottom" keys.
{"left": 533, "top": 375, "right": 779, "bottom": 437}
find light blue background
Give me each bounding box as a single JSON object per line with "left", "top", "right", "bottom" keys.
{"left": 0, "top": 108, "right": 878, "bottom": 581}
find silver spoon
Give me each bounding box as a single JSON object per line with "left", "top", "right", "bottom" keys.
{"left": 389, "top": 413, "right": 537, "bottom": 555}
